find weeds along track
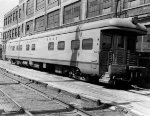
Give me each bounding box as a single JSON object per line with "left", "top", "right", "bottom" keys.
{"left": 0, "top": 68, "right": 136, "bottom": 116}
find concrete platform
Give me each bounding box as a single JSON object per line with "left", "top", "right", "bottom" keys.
{"left": 0, "top": 60, "right": 150, "bottom": 116}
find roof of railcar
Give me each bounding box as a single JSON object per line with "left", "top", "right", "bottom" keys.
{"left": 8, "top": 18, "right": 147, "bottom": 42}
{"left": 81, "top": 17, "right": 147, "bottom": 34}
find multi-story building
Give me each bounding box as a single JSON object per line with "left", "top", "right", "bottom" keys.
{"left": 2, "top": 0, "right": 150, "bottom": 62}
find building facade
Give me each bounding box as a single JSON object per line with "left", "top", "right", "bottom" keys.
{"left": 0, "top": 27, "right": 3, "bottom": 59}
{"left": 2, "top": 0, "right": 150, "bottom": 60}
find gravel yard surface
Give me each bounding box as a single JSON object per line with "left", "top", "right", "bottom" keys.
{"left": 0, "top": 60, "right": 150, "bottom": 116}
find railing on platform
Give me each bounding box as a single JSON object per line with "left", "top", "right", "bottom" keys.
{"left": 101, "top": 49, "right": 138, "bottom": 66}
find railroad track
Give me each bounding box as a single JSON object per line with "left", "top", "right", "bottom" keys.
{"left": 0, "top": 69, "right": 94, "bottom": 116}
{"left": 126, "top": 85, "right": 150, "bottom": 97}
{"left": 0, "top": 67, "right": 132, "bottom": 116}
{"left": 0, "top": 88, "right": 33, "bottom": 116}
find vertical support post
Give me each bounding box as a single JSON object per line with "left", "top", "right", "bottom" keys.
{"left": 81, "top": 0, "right": 87, "bottom": 21}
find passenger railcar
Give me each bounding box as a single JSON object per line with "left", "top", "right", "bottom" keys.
{"left": 6, "top": 17, "right": 147, "bottom": 85}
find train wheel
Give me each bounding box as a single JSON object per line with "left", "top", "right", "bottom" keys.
{"left": 79, "top": 74, "right": 90, "bottom": 82}
{"left": 113, "top": 80, "right": 116, "bottom": 86}
{"left": 109, "top": 76, "right": 118, "bottom": 86}
{"left": 69, "top": 69, "right": 74, "bottom": 78}
{"left": 69, "top": 68, "right": 79, "bottom": 79}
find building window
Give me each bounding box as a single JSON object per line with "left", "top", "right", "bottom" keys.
{"left": 5, "top": 18, "right": 7, "bottom": 25}
{"left": 26, "top": 25, "right": 30, "bottom": 31}
{"left": 48, "top": 42, "right": 54, "bottom": 50}
{"left": 15, "top": 28, "right": 17, "bottom": 38}
{"left": 128, "top": 0, "right": 140, "bottom": 8}
{"left": 7, "top": 17, "right": 9, "bottom": 25}
{"left": 63, "top": 1, "right": 81, "bottom": 24}
{"left": 26, "top": 0, "right": 34, "bottom": 16}
{"left": 10, "top": 14, "right": 12, "bottom": 23}
{"left": 82, "top": 39, "right": 93, "bottom": 50}
{"left": 8, "top": 16, "right": 9, "bottom": 24}
{"left": 47, "top": 0, "right": 59, "bottom": 9}
{"left": 19, "top": 8, "right": 21, "bottom": 18}
{"left": 87, "top": 0, "right": 111, "bottom": 18}
{"left": 35, "top": 15, "right": 45, "bottom": 32}
{"left": 12, "top": 29, "right": 15, "bottom": 38}
{"left": 26, "top": 20, "right": 33, "bottom": 34}
{"left": 58, "top": 41, "right": 65, "bottom": 50}
{"left": 47, "top": 10, "right": 59, "bottom": 28}
{"left": 102, "top": 0, "right": 112, "bottom": 14}
{"left": 6, "top": 31, "right": 8, "bottom": 39}
{"left": 31, "top": 44, "right": 36, "bottom": 50}
{"left": 141, "top": 0, "right": 150, "bottom": 5}
{"left": 5, "top": 32, "right": 7, "bottom": 40}
{"left": 9, "top": 30, "right": 12, "bottom": 39}
{"left": 36, "top": 0, "right": 45, "bottom": 11}
{"left": 87, "top": 0, "right": 100, "bottom": 18}
{"left": 18, "top": 26, "right": 20, "bottom": 37}
{"left": 4, "top": 19, "right": 5, "bottom": 26}
{"left": 3, "top": 32, "right": 5, "bottom": 40}
{"left": 23, "top": 3, "right": 25, "bottom": 11}
{"left": 13, "top": 12, "right": 15, "bottom": 21}
{"left": 26, "top": 44, "right": 30, "bottom": 51}
{"left": 16, "top": 11, "right": 18, "bottom": 20}
{"left": 71, "top": 40, "right": 80, "bottom": 50}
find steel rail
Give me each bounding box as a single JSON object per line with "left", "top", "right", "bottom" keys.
{"left": 1, "top": 69, "right": 93, "bottom": 116}
{"left": 0, "top": 88, "right": 33, "bottom": 116}
{"left": 126, "top": 85, "right": 150, "bottom": 97}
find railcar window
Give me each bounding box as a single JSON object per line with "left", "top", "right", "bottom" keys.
{"left": 82, "top": 39, "right": 93, "bottom": 50}
{"left": 12, "top": 46, "right": 15, "bottom": 51}
{"left": 58, "top": 41, "right": 65, "bottom": 50}
{"left": 48, "top": 42, "right": 54, "bottom": 50}
{"left": 26, "top": 44, "right": 30, "bottom": 51}
{"left": 71, "top": 40, "right": 80, "bottom": 50}
{"left": 31, "top": 44, "right": 36, "bottom": 51}
{"left": 17, "top": 46, "right": 19, "bottom": 51}
{"left": 117, "top": 35, "right": 124, "bottom": 48}
{"left": 102, "top": 34, "right": 112, "bottom": 50}
{"left": 127, "top": 36, "right": 136, "bottom": 50}
{"left": 19, "top": 45, "right": 22, "bottom": 51}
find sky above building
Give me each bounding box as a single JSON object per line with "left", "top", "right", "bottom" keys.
{"left": 0, "top": 0, "right": 19, "bottom": 28}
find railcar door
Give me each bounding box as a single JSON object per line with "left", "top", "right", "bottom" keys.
{"left": 99, "top": 33, "right": 113, "bottom": 76}
{"left": 99, "top": 32, "right": 127, "bottom": 74}
{"left": 113, "top": 35, "right": 126, "bottom": 65}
